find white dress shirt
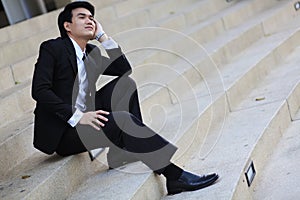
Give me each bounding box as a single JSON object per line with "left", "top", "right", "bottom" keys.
{"left": 68, "top": 37, "right": 118, "bottom": 127}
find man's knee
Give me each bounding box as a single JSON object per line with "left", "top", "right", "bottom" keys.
{"left": 116, "top": 76, "right": 137, "bottom": 89}
{"left": 56, "top": 150, "right": 71, "bottom": 157}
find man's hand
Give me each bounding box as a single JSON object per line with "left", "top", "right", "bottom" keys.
{"left": 79, "top": 110, "right": 110, "bottom": 130}
{"left": 93, "top": 19, "right": 108, "bottom": 42}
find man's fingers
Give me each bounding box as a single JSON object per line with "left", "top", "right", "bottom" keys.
{"left": 95, "top": 110, "right": 110, "bottom": 115}
{"left": 79, "top": 111, "right": 109, "bottom": 130}
{"left": 91, "top": 117, "right": 105, "bottom": 127}
{"left": 96, "top": 114, "right": 108, "bottom": 122}
{"left": 89, "top": 122, "right": 100, "bottom": 131}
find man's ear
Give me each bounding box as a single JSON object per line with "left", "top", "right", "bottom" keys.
{"left": 64, "top": 22, "right": 71, "bottom": 32}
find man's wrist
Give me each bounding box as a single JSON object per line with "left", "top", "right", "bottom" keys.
{"left": 95, "top": 31, "right": 105, "bottom": 41}
{"left": 67, "top": 109, "right": 83, "bottom": 127}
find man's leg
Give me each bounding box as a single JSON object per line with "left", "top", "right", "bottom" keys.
{"left": 56, "top": 127, "right": 87, "bottom": 156}
{"left": 95, "top": 76, "right": 142, "bottom": 121}
{"left": 95, "top": 76, "right": 143, "bottom": 167}
{"left": 63, "top": 110, "right": 218, "bottom": 195}
{"left": 76, "top": 110, "right": 218, "bottom": 194}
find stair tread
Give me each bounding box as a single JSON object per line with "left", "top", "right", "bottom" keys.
{"left": 234, "top": 45, "right": 300, "bottom": 111}
{"left": 0, "top": 150, "right": 107, "bottom": 200}
{"left": 0, "top": 152, "right": 70, "bottom": 199}
{"left": 132, "top": 0, "right": 290, "bottom": 69}
{"left": 252, "top": 119, "right": 300, "bottom": 200}
{"left": 1, "top": 0, "right": 300, "bottom": 199}
{"left": 68, "top": 163, "right": 155, "bottom": 200}
{"left": 163, "top": 100, "right": 285, "bottom": 199}
{"left": 0, "top": 111, "right": 33, "bottom": 145}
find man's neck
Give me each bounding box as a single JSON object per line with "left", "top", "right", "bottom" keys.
{"left": 68, "top": 35, "right": 87, "bottom": 51}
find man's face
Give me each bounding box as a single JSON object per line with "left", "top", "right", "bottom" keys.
{"left": 65, "top": 7, "right": 96, "bottom": 40}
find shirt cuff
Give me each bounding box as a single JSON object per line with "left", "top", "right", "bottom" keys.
{"left": 67, "top": 109, "right": 84, "bottom": 127}
{"left": 101, "top": 37, "right": 118, "bottom": 49}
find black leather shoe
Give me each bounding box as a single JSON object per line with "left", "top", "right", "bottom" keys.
{"left": 107, "top": 148, "right": 138, "bottom": 169}
{"left": 167, "top": 171, "right": 219, "bottom": 195}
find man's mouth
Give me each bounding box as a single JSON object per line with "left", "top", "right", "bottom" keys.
{"left": 85, "top": 26, "right": 94, "bottom": 31}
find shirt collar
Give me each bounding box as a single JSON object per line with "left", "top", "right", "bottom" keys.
{"left": 69, "top": 37, "right": 86, "bottom": 60}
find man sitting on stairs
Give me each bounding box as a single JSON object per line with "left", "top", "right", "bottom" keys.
{"left": 31, "top": 1, "right": 218, "bottom": 195}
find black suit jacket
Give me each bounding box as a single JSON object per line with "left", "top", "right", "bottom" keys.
{"left": 32, "top": 37, "right": 131, "bottom": 154}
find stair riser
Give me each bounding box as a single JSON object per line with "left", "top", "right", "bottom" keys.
{"left": 138, "top": 30, "right": 297, "bottom": 114}
{"left": 287, "top": 81, "right": 300, "bottom": 120}
{"left": 131, "top": 175, "right": 164, "bottom": 200}
{"left": 126, "top": 93, "right": 228, "bottom": 199}
{"left": 0, "top": 67, "right": 15, "bottom": 92}
{"left": 173, "top": 93, "right": 228, "bottom": 165}
{"left": 0, "top": 29, "right": 58, "bottom": 69}
{"left": 185, "top": 0, "right": 235, "bottom": 26}
{"left": 226, "top": 52, "right": 278, "bottom": 111}
{"left": 232, "top": 100, "right": 291, "bottom": 200}
{"left": 223, "top": 0, "right": 276, "bottom": 30}
{"left": 0, "top": 0, "right": 200, "bottom": 72}
{"left": 139, "top": 0, "right": 289, "bottom": 68}
{"left": 1, "top": 3, "right": 297, "bottom": 169}
{"left": 0, "top": 125, "right": 34, "bottom": 176}
{"left": 0, "top": 1, "right": 299, "bottom": 199}
{"left": 148, "top": 0, "right": 199, "bottom": 24}
{"left": 0, "top": 11, "right": 58, "bottom": 46}
{"left": 114, "top": 0, "right": 162, "bottom": 18}
{"left": 129, "top": 26, "right": 297, "bottom": 125}
{"left": 189, "top": 19, "right": 225, "bottom": 45}
{"left": 11, "top": 56, "right": 36, "bottom": 84}
{"left": 226, "top": 30, "right": 300, "bottom": 110}
{"left": 0, "top": 84, "right": 34, "bottom": 127}
{"left": 262, "top": 0, "right": 300, "bottom": 35}
{"left": 211, "top": 24, "right": 264, "bottom": 67}
{"left": 24, "top": 155, "right": 102, "bottom": 200}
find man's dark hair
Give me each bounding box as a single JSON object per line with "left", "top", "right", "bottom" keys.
{"left": 58, "top": 1, "right": 95, "bottom": 38}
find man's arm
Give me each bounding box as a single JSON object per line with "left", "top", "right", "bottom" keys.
{"left": 94, "top": 20, "right": 132, "bottom": 76}
{"left": 32, "top": 41, "right": 73, "bottom": 122}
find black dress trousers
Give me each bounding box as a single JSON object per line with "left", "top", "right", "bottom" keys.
{"left": 56, "top": 76, "right": 177, "bottom": 172}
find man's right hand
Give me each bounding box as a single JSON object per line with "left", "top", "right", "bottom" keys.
{"left": 79, "top": 110, "right": 110, "bottom": 130}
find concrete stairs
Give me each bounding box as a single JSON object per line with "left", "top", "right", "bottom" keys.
{"left": 0, "top": 0, "right": 300, "bottom": 199}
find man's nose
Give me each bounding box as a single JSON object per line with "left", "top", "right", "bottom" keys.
{"left": 86, "top": 18, "right": 94, "bottom": 25}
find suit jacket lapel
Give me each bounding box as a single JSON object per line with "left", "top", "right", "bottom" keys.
{"left": 85, "top": 44, "right": 98, "bottom": 83}
{"left": 64, "top": 37, "right": 77, "bottom": 75}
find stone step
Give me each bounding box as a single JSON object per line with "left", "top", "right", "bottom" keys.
{"left": 132, "top": 0, "right": 292, "bottom": 68}
{"left": 134, "top": 1, "right": 299, "bottom": 116}
{"left": 0, "top": 0, "right": 239, "bottom": 122}
{"left": 0, "top": 0, "right": 128, "bottom": 46}
{"left": 68, "top": 48, "right": 300, "bottom": 199}
{"left": 286, "top": 80, "right": 300, "bottom": 121}
{"left": 0, "top": 111, "right": 34, "bottom": 177}
{"left": 0, "top": 0, "right": 297, "bottom": 169}
{"left": 0, "top": 0, "right": 201, "bottom": 99}
{"left": 0, "top": 151, "right": 107, "bottom": 200}
{"left": 232, "top": 88, "right": 300, "bottom": 198}
{"left": 163, "top": 43, "right": 300, "bottom": 200}
{"left": 0, "top": 0, "right": 296, "bottom": 159}
{"left": 0, "top": 80, "right": 33, "bottom": 128}
{"left": 0, "top": 0, "right": 197, "bottom": 70}
{"left": 0, "top": 54, "right": 40, "bottom": 95}
{"left": 252, "top": 116, "right": 300, "bottom": 199}
{"left": 168, "top": 101, "right": 290, "bottom": 199}
{"left": 67, "top": 3, "right": 300, "bottom": 199}
{"left": 1, "top": 0, "right": 298, "bottom": 198}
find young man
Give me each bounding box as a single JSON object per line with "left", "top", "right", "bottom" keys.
{"left": 31, "top": 1, "right": 218, "bottom": 195}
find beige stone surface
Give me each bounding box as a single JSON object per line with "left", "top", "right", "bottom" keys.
{"left": 0, "top": 0, "right": 300, "bottom": 199}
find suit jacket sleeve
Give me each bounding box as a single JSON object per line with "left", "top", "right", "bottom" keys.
{"left": 32, "top": 41, "right": 73, "bottom": 122}
{"left": 100, "top": 46, "right": 132, "bottom": 76}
